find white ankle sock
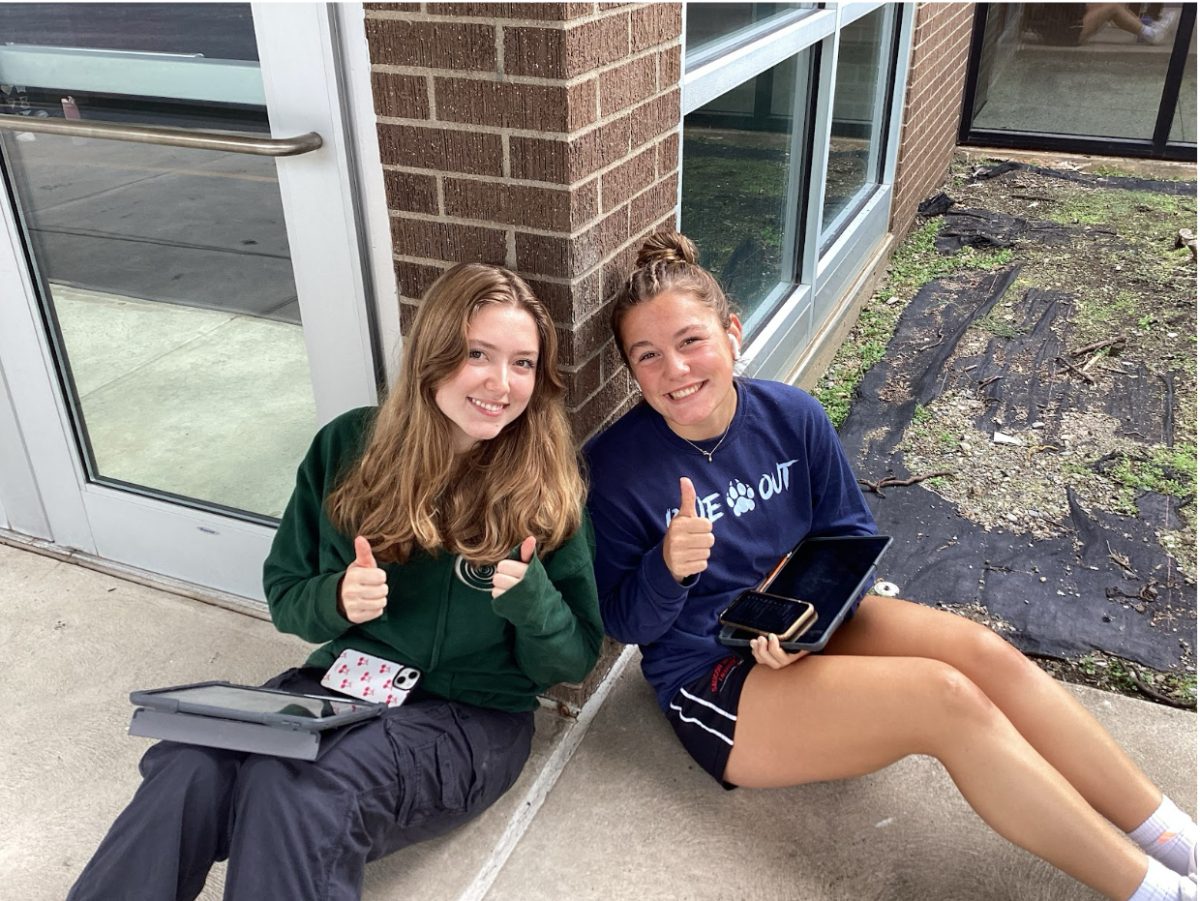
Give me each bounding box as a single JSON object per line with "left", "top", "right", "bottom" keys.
{"left": 1130, "top": 796, "right": 1199, "bottom": 876}
{"left": 1127, "top": 857, "right": 1191, "bottom": 901}
{"left": 1139, "top": 24, "right": 1156, "bottom": 41}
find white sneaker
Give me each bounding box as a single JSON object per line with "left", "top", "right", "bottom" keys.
{"left": 1140, "top": 8, "right": 1179, "bottom": 45}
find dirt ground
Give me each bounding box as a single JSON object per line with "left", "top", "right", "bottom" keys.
{"left": 819, "top": 152, "right": 1197, "bottom": 708}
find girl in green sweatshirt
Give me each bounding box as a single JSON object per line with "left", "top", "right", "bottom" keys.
{"left": 70, "top": 264, "right": 603, "bottom": 901}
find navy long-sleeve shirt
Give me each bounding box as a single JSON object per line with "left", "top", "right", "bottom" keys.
{"left": 585, "top": 379, "right": 876, "bottom": 710}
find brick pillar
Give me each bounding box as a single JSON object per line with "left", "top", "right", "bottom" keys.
{"left": 365, "top": 2, "right": 684, "bottom": 710}
{"left": 889, "top": 2, "right": 976, "bottom": 235}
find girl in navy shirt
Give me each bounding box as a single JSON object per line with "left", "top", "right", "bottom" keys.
{"left": 585, "top": 231, "right": 1195, "bottom": 901}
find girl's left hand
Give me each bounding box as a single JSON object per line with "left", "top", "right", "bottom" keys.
{"left": 492, "top": 536, "right": 537, "bottom": 599}
{"left": 750, "top": 633, "right": 809, "bottom": 669}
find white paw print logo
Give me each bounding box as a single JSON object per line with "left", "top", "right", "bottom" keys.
{"left": 726, "top": 479, "right": 756, "bottom": 516}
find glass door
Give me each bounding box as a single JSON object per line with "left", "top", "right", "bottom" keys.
{"left": 0, "top": 3, "right": 379, "bottom": 600}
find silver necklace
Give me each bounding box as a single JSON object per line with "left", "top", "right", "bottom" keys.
{"left": 680, "top": 417, "right": 733, "bottom": 463}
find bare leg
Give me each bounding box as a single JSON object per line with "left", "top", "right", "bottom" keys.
{"left": 725, "top": 654, "right": 1149, "bottom": 900}
{"left": 825, "top": 596, "right": 1162, "bottom": 830}
{"left": 1082, "top": 3, "right": 1145, "bottom": 39}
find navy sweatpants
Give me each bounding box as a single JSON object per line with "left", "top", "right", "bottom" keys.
{"left": 67, "top": 668, "right": 534, "bottom": 901}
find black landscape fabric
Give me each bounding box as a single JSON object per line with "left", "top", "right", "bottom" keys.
{"left": 839, "top": 262, "right": 1194, "bottom": 670}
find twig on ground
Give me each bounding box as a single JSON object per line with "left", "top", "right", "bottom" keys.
{"left": 858, "top": 471, "right": 953, "bottom": 498}
{"left": 1107, "top": 540, "right": 1135, "bottom": 576}
{"left": 914, "top": 332, "right": 945, "bottom": 353}
{"left": 1070, "top": 336, "right": 1126, "bottom": 357}
{"left": 1054, "top": 355, "right": 1095, "bottom": 384}
{"left": 1130, "top": 668, "right": 1196, "bottom": 710}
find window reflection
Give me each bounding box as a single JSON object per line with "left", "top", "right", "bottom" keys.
{"left": 821, "top": 7, "right": 893, "bottom": 236}
{"left": 971, "top": 2, "right": 1186, "bottom": 141}
{"left": 685, "top": 3, "right": 811, "bottom": 65}
{"left": 681, "top": 53, "right": 807, "bottom": 327}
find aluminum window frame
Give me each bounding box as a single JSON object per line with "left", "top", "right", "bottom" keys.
{"left": 959, "top": 3, "right": 1198, "bottom": 161}
{"left": 680, "top": 1, "right": 912, "bottom": 383}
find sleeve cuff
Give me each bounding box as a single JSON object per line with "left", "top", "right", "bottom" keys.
{"left": 490, "top": 555, "right": 556, "bottom": 632}
{"left": 640, "top": 538, "right": 693, "bottom": 600}
{"left": 314, "top": 571, "right": 352, "bottom": 636}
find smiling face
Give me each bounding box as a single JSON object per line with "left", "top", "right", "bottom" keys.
{"left": 619, "top": 290, "right": 743, "bottom": 441}
{"left": 434, "top": 302, "right": 540, "bottom": 454}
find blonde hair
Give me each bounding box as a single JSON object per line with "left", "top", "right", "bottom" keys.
{"left": 327, "top": 263, "right": 584, "bottom": 564}
{"left": 612, "top": 230, "right": 735, "bottom": 364}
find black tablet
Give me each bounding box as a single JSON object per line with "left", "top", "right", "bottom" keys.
{"left": 130, "top": 681, "right": 385, "bottom": 733}
{"left": 719, "top": 534, "right": 892, "bottom": 653}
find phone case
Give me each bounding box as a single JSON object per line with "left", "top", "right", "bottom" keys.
{"left": 321, "top": 649, "right": 422, "bottom": 708}
{"left": 718, "top": 594, "right": 816, "bottom": 640}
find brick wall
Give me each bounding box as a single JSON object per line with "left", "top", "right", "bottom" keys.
{"left": 365, "top": 1, "right": 684, "bottom": 710}
{"left": 889, "top": 2, "right": 975, "bottom": 235}
{"left": 365, "top": 2, "right": 683, "bottom": 450}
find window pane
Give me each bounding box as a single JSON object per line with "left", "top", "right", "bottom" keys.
{"left": 821, "top": 6, "right": 892, "bottom": 235}
{"left": 0, "top": 3, "right": 316, "bottom": 518}
{"left": 971, "top": 2, "right": 1183, "bottom": 140}
{"left": 685, "top": 3, "right": 810, "bottom": 65}
{"left": 681, "top": 52, "right": 807, "bottom": 328}
{"left": 1169, "top": 22, "right": 1196, "bottom": 143}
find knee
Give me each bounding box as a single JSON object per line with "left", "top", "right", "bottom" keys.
{"left": 235, "top": 754, "right": 297, "bottom": 802}
{"left": 140, "top": 743, "right": 235, "bottom": 795}
{"left": 962, "top": 624, "right": 1040, "bottom": 685}
{"left": 916, "top": 660, "right": 999, "bottom": 732}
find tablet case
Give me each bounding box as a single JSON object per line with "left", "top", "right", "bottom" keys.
{"left": 129, "top": 708, "right": 327, "bottom": 760}
{"left": 130, "top": 681, "right": 384, "bottom": 732}
{"left": 719, "top": 535, "right": 892, "bottom": 653}
{"left": 128, "top": 680, "right": 385, "bottom": 759}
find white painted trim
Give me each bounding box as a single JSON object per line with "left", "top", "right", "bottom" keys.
{"left": 334, "top": 2, "right": 404, "bottom": 387}
{"left": 838, "top": 0, "right": 890, "bottom": 29}
{"left": 0, "top": 182, "right": 94, "bottom": 551}
{"left": 456, "top": 645, "right": 637, "bottom": 901}
{"left": 801, "top": 16, "right": 840, "bottom": 286}
{"left": 684, "top": 5, "right": 815, "bottom": 72}
{"left": 682, "top": 8, "right": 836, "bottom": 114}
{"left": 253, "top": 2, "right": 379, "bottom": 425}
{"left": 0, "top": 365, "right": 49, "bottom": 538}
{"left": 883, "top": 4, "right": 916, "bottom": 188}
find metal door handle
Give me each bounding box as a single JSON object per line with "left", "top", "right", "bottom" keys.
{"left": 0, "top": 114, "right": 322, "bottom": 156}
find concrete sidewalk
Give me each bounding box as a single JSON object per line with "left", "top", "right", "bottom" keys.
{"left": 3, "top": 541, "right": 1195, "bottom": 901}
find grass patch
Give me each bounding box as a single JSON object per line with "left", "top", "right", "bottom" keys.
{"left": 816, "top": 219, "right": 1014, "bottom": 427}
{"left": 1045, "top": 188, "right": 1187, "bottom": 227}
{"left": 1108, "top": 444, "right": 1197, "bottom": 500}
{"left": 1051, "top": 652, "right": 1197, "bottom": 709}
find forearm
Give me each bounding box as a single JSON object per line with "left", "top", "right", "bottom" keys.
{"left": 264, "top": 569, "right": 349, "bottom": 643}
{"left": 598, "top": 538, "right": 692, "bottom": 645}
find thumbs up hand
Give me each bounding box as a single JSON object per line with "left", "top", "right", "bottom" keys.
{"left": 338, "top": 535, "right": 388, "bottom": 623}
{"left": 663, "top": 477, "right": 715, "bottom": 583}
{"left": 492, "top": 536, "right": 537, "bottom": 599}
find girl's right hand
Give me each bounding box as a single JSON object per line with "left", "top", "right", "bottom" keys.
{"left": 663, "top": 477, "right": 715, "bottom": 583}
{"left": 338, "top": 536, "right": 388, "bottom": 623}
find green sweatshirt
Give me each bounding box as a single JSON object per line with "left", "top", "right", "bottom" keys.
{"left": 263, "top": 407, "right": 603, "bottom": 712}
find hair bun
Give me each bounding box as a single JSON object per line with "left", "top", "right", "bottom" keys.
{"left": 635, "top": 230, "right": 698, "bottom": 268}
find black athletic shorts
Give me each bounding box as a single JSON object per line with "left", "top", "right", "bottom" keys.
{"left": 666, "top": 654, "right": 754, "bottom": 790}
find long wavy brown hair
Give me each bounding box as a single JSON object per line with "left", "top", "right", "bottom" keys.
{"left": 327, "top": 263, "right": 584, "bottom": 564}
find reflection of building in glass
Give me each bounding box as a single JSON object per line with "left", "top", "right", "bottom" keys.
{"left": 966, "top": 2, "right": 1195, "bottom": 152}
